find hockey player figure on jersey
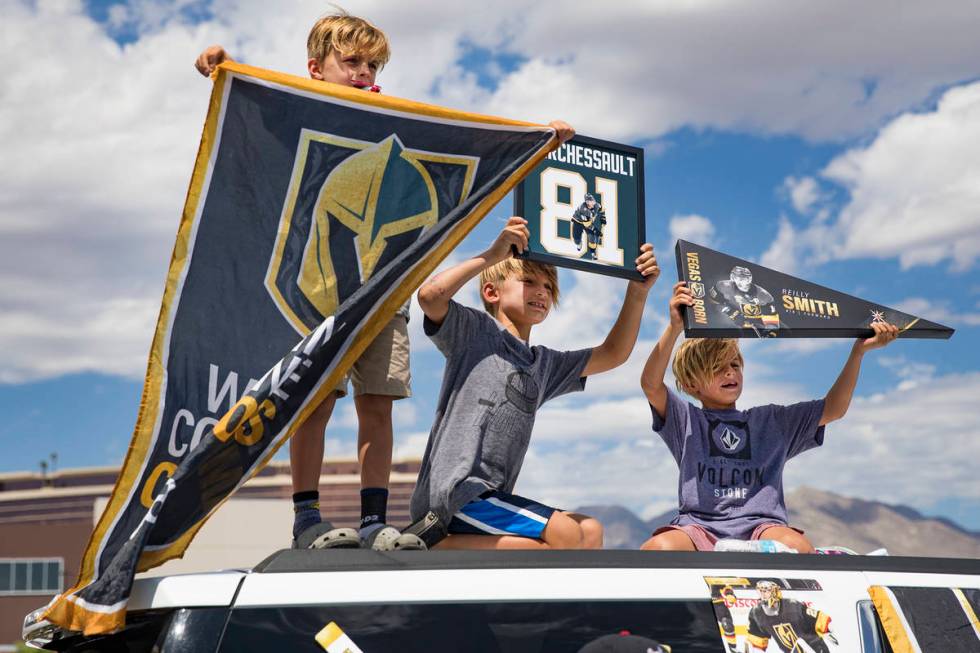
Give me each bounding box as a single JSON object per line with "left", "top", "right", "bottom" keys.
{"left": 571, "top": 193, "right": 606, "bottom": 260}
{"left": 707, "top": 265, "right": 781, "bottom": 337}
{"left": 746, "top": 581, "right": 837, "bottom": 653}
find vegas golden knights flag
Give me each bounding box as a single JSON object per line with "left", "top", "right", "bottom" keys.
{"left": 869, "top": 586, "right": 980, "bottom": 653}
{"left": 676, "top": 240, "right": 954, "bottom": 339}
{"left": 37, "top": 61, "right": 557, "bottom": 635}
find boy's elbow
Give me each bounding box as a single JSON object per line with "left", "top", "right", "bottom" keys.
{"left": 640, "top": 374, "right": 665, "bottom": 398}
{"left": 594, "top": 343, "right": 630, "bottom": 373}
{"left": 820, "top": 402, "right": 847, "bottom": 425}
{"left": 417, "top": 284, "right": 441, "bottom": 311}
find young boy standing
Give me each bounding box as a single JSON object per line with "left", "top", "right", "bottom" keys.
{"left": 412, "top": 217, "right": 661, "bottom": 549}
{"left": 195, "top": 14, "right": 574, "bottom": 550}
{"left": 639, "top": 281, "right": 899, "bottom": 552}
{"left": 196, "top": 14, "right": 414, "bottom": 550}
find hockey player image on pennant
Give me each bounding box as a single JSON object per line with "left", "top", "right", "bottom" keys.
{"left": 704, "top": 576, "right": 839, "bottom": 653}
{"left": 676, "top": 240, "right": 955, "bottom": 339}
{"left": 514, "top": 135, "right": 645, "bottom": 280}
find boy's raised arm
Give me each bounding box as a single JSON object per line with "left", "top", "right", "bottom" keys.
{"left": 417, "top": 216, "right": 530, "bottom": 326}
{"left": 820, "top": 321, "right": 899, "bottom": 425}
{"left": 640, "top": 281, "right": 692, "bottom": 418}
{"left": 581, "top": 244, "right": 660, "bottom": 377}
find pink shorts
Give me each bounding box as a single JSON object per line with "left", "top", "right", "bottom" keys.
{"left": 651, "top": 522, "right": 804, "bottom": 552}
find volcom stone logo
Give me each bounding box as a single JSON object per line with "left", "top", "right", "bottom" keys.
{"left": 707, "top": 418, "right": 751, "bottom": 459}
{"left": 719, "top": 426, "right": 741, "bottom": 451}
{"left": 266, "top": 129, "right": 478, "bottom": 334}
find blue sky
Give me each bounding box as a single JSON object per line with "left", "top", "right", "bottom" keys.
{"left": 2, "top": 1, "right": 979, "bottom": 533}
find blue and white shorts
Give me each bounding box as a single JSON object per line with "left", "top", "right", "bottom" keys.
{"left": 448, "top": 490, "right": 559, "bottom": 539}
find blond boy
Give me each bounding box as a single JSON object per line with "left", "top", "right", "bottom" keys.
{"left": 639, "top": 281, "right": 899, "bottom": 552}
{"left": 412, "top": 217, "right": 660, "bottom": 549}
{"left": 196, "top": 13, "right": 412, "bottom": 549}
{"left": 195, "top": 14, "right": 574, "bottom": 549}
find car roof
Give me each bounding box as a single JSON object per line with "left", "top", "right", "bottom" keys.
{"left": 125, "top": 550, "right": 980, "bottom": 611}
{"left": 252, "top": 549, "right": 980, "bottom": 576}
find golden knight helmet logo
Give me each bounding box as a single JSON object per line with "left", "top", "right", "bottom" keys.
{"left": 266, "top": 131, "right": 476, "bottom": 334}
{"left": 299, "top": 135, "right": 438, "bottom": 318}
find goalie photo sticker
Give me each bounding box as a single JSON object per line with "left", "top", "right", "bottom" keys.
{"left": 515, "top": 135, "right": 645, "bottom": 280}
{"left": 704, "top": 576, "right": 839, "bottom": 653}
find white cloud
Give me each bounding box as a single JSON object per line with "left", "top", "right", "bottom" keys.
{"left": 393, "top": 430, "right": 430, "bottom": 460}
{"left": 668, "top": 214, "right": 716, "bottom": 249}
{"left": 818, "top": 82, "right": 980, "bottom": 270}
{"left": 517, "top": 437, "right": 678, "bottom": 519}
{"left": 767, "top": 338, "right": 847, "bottom": 357}
{"left": 783, "top": 371, "right": 980, "bottom": 507}
{"left": 892, "top": 297, "right": 980, "bottom": 327}
{"left": 761, "top": 81, "right": 980, "bottom": 274}
{"left": 783, "top": 176, "right": 821, "bottom": 214}
{"left": 533, "top": 271, "right": 628, "bottom": 350}
{"left": 465, "top": 1, "right": 980, "bottom": 142}
{"left": 759, "top": 216, "right": 801, "bottom": 274}
{"left": 4, "top": 1, "right": 980, "bottom": 383}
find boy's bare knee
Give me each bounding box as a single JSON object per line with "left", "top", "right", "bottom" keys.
{"left": 354, "top": 394, "right": 394, "bottom": 425}
{"left": 542, "top": 512, "right": 585, "bottom": 549}
{"left": 640, "top": 536, "right": 666, "bottom": 551}
{"left": 641, "top": 530, "right": 695, "bottom": 551}
{"left": 761, "top": 526, "right": 815, "bottom": 553}
{"left": 578, "top": 518, "right": 604, "bottom": 549}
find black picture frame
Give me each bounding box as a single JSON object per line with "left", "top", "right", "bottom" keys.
{"left": 514, "top": 134, "right": 645, "bottom": 281}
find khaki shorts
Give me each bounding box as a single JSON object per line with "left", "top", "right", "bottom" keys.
{"left": 332, "top": 314, "right": 411, "bottom": 399}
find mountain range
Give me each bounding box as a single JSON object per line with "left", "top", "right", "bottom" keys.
{"left": 577, "top": 486, "right": 980, "bottom": 557}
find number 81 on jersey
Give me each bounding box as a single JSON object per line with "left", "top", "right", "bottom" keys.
{"left": 514, "top": 135, "right": 646, "bottom": 281}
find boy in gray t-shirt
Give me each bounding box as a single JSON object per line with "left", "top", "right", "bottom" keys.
{"left": 639, "top": 281, "right": 900, "bottom": 552}
{"left": 413, "top": 216, "right": 660, "bottom": 549}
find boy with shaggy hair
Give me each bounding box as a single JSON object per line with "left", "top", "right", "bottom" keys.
{"left": 196, "top": 13, "right": 409, "bottom": 550}
{"left": 639, "top": 281, "right": 899, "bottom": 552}
{"left": 413, "top": 217, "right": 660, "bottom": 549}
{"left": 196, "top": 13, "right": 574, "bottom": 550}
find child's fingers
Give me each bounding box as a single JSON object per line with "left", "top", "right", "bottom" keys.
{"left": 504, "top": 225, "right": 529, "bottom": 252}
{"left": 635, "top": 243, "right": 653, "bottom": 260}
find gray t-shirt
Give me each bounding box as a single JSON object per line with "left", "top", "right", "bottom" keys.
{"left": 652, "top": 389, "right": 825, "bottom": 539}
{"left": 410, "top": 300, "right": 592, "bottom": 523}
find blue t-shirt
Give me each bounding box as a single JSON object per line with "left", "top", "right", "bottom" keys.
{"left": 651, "top": 389, "right": 825, "bottom": 539}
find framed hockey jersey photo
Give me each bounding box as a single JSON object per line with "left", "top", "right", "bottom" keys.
{"left": 514, "top": 135, "right": 645, "bottom": 281}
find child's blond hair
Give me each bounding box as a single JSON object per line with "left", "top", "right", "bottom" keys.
{"left": 480, "top": 258, "right": 560, "bottom": 316}
{"left": 672, "top": 338, "right": 743, "bottom": 394}
{"left": 307, "top": 11, "right": 391, "bottom": 68}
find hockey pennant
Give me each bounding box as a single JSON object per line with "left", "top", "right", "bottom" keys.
{"left": 675, "top": 240, "right": 954, "bottom": 339}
